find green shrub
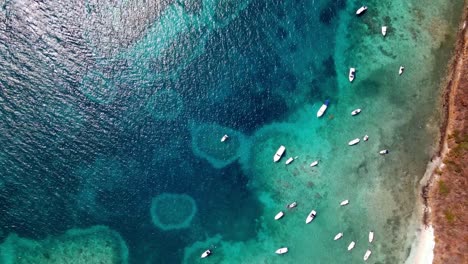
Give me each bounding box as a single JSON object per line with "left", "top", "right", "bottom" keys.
{"left": 444, "top": 209, "right": 455, "bottom": 224}
{"left": 438, "top": 180, "right": 450, "bottom": 196}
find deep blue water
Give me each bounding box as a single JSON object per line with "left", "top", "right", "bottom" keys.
{"left": 0, "top": 0, "right": 343, "bottom": 263}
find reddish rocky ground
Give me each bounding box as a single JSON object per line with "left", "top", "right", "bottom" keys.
{"left": 429, "top": 6, "right": 468, "bottom": 264}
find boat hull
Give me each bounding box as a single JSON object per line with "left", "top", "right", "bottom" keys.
{"left": 305, "top": 210, "right": 317, "bottom": 224}
{"left": 363, "top": 250, "right": 372, "bottom": 261}
{"left": 275, "top": 248, "right": 288, "bottom": 255}
{"left": 317, "top": 104, "right": 328, "bottom": 117}
{"left": 274, "top": 146, "right": 286, "bottom": 162}
{"left": 201, "top": 250, "right": 211, "bottom": 258}
{"left": 349, "top": 68, "right": 356, "bottom": 82}
{"left": 334, "top": 233, "right": 343, "bottom": 240}
{"left": 275, "top": 211, "right": 284, "bottom": 220}
{"left": 381, "top": 26, "right": 387, "bottom": 36}
{"left": 356, "top": 6, "right": 368, "bottom": 15}
{"left": 351, "top": 109, "right": 361, "bottom": 116}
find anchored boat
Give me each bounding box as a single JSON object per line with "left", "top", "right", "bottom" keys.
{"left": 351, "top": 109, "right": 361, "bottom": 116}
{"left": 356, "top": 6, "right": 368, "bottom": 16}
{"left": 369, "top": 231, "right": 374, "bottom": 243}
{"left": 201, "top": 249, "right": 211, "bottom": 258}
{"left": 334, "top": 233, "right": 343, "bottom": 240}
{"left": 274, "top": 146, "right": 286, "bottom": 162}
{"left": 275, "top": 247, "right": 288, "bottom": 255}
{"left": 220, "top": 134, "right": 229, "bottom": 142}
{"left": 285, "top": 157, "right": 295, "bottom": 165}
{"left": 382, "top": 26, "right": 387, "bottom": 36}
{"left": 379, "top": 149, "right": 389, "bottom": 155}
{"left": 348, "top": 241, "right": 356, "bottom": 251}
{"left": 317, "top": 100, "right": 330, "bottom": 118}
{"left": 348, "top": 138, "right": 360, "bottom": 146}
{"left": 287, "top": 202, "right": 297, "bottom": 209}
{"left": 274, "top": 211, "right": 284, "bottom": 220}
{"left": 349, "top": 68, "right": 356, "bottom": 82}
{"left": 363, "top": 249, "right": 372, "bottom": 261}
{"left": 305, "top": 210, "right": 317, "bottom": 224}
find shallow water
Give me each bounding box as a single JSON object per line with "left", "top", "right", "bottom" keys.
{"left": 0, "top": 0, "right": 464, "bottom": 263}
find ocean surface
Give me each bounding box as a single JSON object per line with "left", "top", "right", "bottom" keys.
{"left": 0, "top": 0, "right": 464, "bottom": 263}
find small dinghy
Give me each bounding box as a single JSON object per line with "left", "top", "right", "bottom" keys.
{"left": 399, "top": 66, "right": 405, "bottom": 75}
{"left": 363, "top": 135, "right": 369, "bottom": 141}
{"left": 379, "top": 149, "right": 389, "bottom": 155}
{"left": 351, "top": 109, "right": 361, "bottom": 116}
{"left": 369, "top": 231, "right": 374, "bottom": 243}
{"left": 305, "top": 210, "right": 317, "bottom": 224}
{"left": 275, "top": 247, "right": 288, "bottom": 255}
{"left": 349, "top": 68, "right": 356, "bottom": 82}
{"left": 287, "top": 202, "right": 297, "bottom": 209}
{"left": 348, "top": 241, "right": 356, "bottom": 251}
{"left": 274, "top": 146, "right": 286, "bottom": 162}
{"left": 363, "top": 249, "right": 372, "bottom": 261}
{"left": 340, "top": 200, "right": 349, "bottom": 206}
{"left": 348, "top": 138, "right": 360, "bottom": 146}
{"left": 201, "top": 249, "right": 211, "bottom": 258}
{"left": 310, "top": 160, "right": 319, "bottom": 167}
{"left": 381, "top": 26, "right": 387, "bottom": 36}
{"left": 274, "top": 211, "right": 284, "bottom": 220}
{"left": 317, "top": 100, "right": 330, "bottom": 118}
{"left": 334, "top": 233, "right": 343, "bottom": 240}
{"left": 285, "top": 157, "right": 295, "bottom": 165}
{"left": 220, "top": 134, "right": 229, "bottom": 142}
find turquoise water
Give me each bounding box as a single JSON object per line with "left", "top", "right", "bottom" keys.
{"left": 0, "top": 0, "right": 464, "bottom": 263}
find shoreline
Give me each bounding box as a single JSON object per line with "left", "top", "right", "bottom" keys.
{"left": 414, "top": 2, "right": 468, "bottom": 264}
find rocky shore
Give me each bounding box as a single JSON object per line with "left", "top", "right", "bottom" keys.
{"left": 425, "top": 4, "right": 468, "bottom": 264}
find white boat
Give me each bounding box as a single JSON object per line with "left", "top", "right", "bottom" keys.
{"left": 274, "top": 211, "right": 284, "bottom": 220}
{"left": 285, "top": 157, "right": 294, "bottom": 165}
{"left": 310, "top": 160, "right": 319, "bottom": 167}
{"left": 363, "top": 249, "right": 372, "bottom": 261}
{"left": 381, "top": 26, "right": 387, "bottom": 36}
{"left": 379, "top": 149, "right": 389, "bottom": 155}
{"left": 275, "top": 247, "right": 288, "bottom": 255}
{"left": 274, "top": 146, "right": 286, "bottom": 162}
{"left": 348, "top": 138, "right": 360, "bottom": 146}
{"left": 356, "top": 6, "right": 368, "bottom": 16}
{"left": 220, "top": 134, "right": 229, "bottom": 142}
{"left": 351, "top": 109, "right": 361, "bottom": 116}
{"left": 340, "top": 200, "right": 349, "bottom": 206}
{"left": 349, "top": 68, "right": 356, "bottom": 82}
{"left": 287, "top": 202, "right": 297, "bottom": 209}
{"left": 363, "top": 135, "right": 369, "bottom": 141}
{"left": 317, "top": 100, "right": 330, "bottom": 118}
{"left": 369, "top": 231, "right": 374, "bottom": 243}
{"left": 305, "top": 210, "right": 317, "bottom": 224}
{"left": 334, "top": 233, "right": 343, "bottom": 240}
{"left": 399, "top": 66, "right": 405, "bottom": 75}
{"left": 201, "top": 249, "right": 211, "bottom": 258}
{"left": 348, "top": 241, "right": 356, "bottom": 251}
